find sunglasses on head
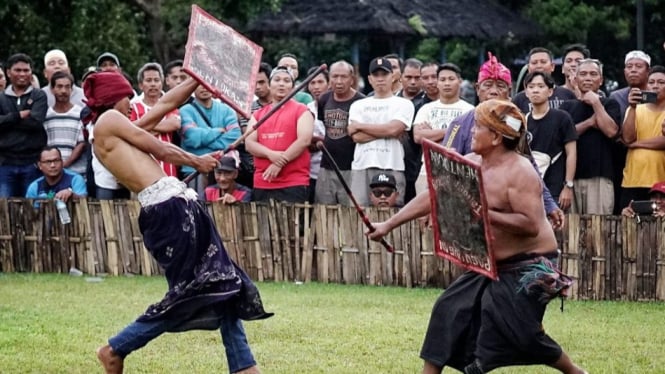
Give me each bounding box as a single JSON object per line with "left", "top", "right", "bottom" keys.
{"left": 371, "top": 187, "right": 395, "bottom": 198}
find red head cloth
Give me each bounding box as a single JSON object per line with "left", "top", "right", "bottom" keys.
{"left": 82, "top": 72, "right": 133, "bottom": 124}
{"left": 477, "top": 52, "right": 512, "bottom": 85}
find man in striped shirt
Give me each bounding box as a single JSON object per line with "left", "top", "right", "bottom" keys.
{"left": 130, "top": 63, "right": 181, "bottom": 177}
{"left": 43, "top": 71, "right": 87, "bottom": 178}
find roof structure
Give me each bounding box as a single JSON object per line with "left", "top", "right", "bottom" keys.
{"left": 248, "top": 0, "right": 538, "bottom": 40}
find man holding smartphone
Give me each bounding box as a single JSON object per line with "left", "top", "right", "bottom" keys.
{"left": 621, "top": 181, "right": 665, "bottom": 218}
{"left": 620, "top": 65, "right": 665, "bottom": 208}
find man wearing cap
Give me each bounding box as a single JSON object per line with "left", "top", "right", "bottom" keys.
{"left": 368, "top": 172, "right": 399, "bottom": 208}
{"left": 97, "top": 52, "right": 121, "bottom": 72}
{"left": 621, "top": 181, "right": 665, "bottom": 218}
{"left": 204, "top": 156, "right": 252, "bottom": 204}
{"left": 559, "top": 59, "right": 621, "bottom": 215}
{"left": 620, "top": 65, "right": 665, "bottom": 208}
{"left": 347, "top": 57, "right": 414, "bottom": 207}
{"left": 84, "top": 71, "right": 271, "bottom": 374}
{"left": 96, "top": 52, "right": 138, "bottom": 98}
{"left": 512, "top": 47, "right": 576, "bottom": 113}
{"left": 0, "top": 53, "right": 48, "bottom": 197}
{"left": 610, "top": 50, "right": 651, "bottom": 119}
{"left": 368, "top": 99, "right": 586, "bottom": 374}
{"left": 609, "top": 51, "right": 650, "bottom": 214}
{"left": 42, "top": 49, "right": 86, "bottom": 107}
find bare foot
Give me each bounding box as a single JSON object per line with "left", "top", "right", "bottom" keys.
{"left": 96, "top": 345, "right": 124, "bottom": 374}
{"left": 233, "top": 365, "right": 261, "bottom": 374}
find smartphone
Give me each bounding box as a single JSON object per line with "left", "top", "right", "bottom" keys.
{"left": 640, "top": 91, "right": 658, "bottom": 104}
{"left": 631, "top": 200, "right": 657, "bottom": 215}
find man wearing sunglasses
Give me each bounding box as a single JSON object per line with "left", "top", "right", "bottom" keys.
{"left": 368, "top": 172, "right": 399, "bottom": 208}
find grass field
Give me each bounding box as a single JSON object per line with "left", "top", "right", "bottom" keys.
{"left": 1, "top": 274, "right": 665, "bottom": 373}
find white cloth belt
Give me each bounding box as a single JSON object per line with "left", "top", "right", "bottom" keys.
{"left": 137, "top": 177, "right": 198, "bottom": 207}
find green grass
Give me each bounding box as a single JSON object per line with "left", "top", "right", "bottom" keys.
{"left": 1, "top": 274, "right": 665, "bottom": 373}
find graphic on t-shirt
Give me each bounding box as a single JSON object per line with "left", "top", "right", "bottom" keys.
{"left": 323, "top": 108, "right": 350, "bottom": 139}
{"left": 427, "top": 107, "right": 468, "bottom": 130}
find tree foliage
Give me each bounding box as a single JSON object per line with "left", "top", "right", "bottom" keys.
{"left": 0, "top": 0, "right": 278, "bottom": 86}
{"left": 1, "top": 0, "right": 664, "bottom": 90}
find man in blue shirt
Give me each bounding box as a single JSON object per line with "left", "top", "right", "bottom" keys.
{"left": 26, "top": 146, "right": 87, "bottom": 201}
{"left": 179, "top": 85, "right": 241, "bottom": 195}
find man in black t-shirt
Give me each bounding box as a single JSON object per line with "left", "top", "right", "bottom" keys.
{"left": 559, "top": 59, "right": 621, "bottom": 215}
{"left": 315, "top": 60, "right": 365, "bottom": 205}
{"left": 524, "top": 72, "right": 577, "bottom": 210}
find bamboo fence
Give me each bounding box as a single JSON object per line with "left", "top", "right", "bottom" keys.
{"left": 1, "top": 198, "right": 663, "bottom": 301}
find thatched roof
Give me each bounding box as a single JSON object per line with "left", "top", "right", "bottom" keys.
{"left": 248, "top": 0, "right": 538, "bottom": 39}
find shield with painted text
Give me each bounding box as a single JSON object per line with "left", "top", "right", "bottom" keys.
{"left": 183, "top": 5, "right": 263, "bottom": 119}
{"left": 422, "top": 139, "right": 498, "bottom": 280}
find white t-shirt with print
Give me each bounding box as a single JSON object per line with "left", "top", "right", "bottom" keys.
{"left": 349, "top": 96, "right": 414, "bottom": 171}
{"left": 415, "top": 99, "right": 474, "bottom": 175}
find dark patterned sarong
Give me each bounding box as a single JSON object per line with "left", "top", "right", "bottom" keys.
{"left": 420, "top": 251, "right": 569, "bottom": 373}
{"left": 135, "top": 177, "right": 272, "bottom": 331}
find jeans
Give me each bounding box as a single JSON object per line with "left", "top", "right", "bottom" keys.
{"left": 0, "top": 164, "right": 41, "bottom": 198}
{"left": 109, "top": 314, "right": 255, "bottom": 373}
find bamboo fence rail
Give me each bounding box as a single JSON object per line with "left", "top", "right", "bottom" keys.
{"left": 1, "top": 198, "right": 663, "bottom": 301}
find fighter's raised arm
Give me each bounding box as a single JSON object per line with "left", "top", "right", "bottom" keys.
{"left": 133, "top": 76, "right": 198, "bottom": 132}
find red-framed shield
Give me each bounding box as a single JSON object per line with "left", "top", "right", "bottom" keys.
{"left": 422, "top": 139, "right": 498, "bottom": 280}
{"left": 183, "top": 5, "right": 263, "bottom": 119}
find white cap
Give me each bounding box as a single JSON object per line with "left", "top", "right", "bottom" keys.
{"left": 44, "top": 49, "right": 68, "bottom": 66}
{"left": 624, "top": 50, "right": 651, "bottom": 66}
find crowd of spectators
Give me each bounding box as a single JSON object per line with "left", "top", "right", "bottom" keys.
{"left": 1, "top": 45, "right": 664, "bottom": 218}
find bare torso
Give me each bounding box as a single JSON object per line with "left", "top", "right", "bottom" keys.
{"left": 482, "top": 152, "right": 558, "bottom": 260}
{"left": 93, "top": 110, "right": 167, "bottom": 193}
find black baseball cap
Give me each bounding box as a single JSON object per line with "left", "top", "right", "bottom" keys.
{"left": 369, "top": 58, "right": 393, "bottom": 74}
{"left": 369, "top": 173, "right": 396, "bottom": 189}
{"left": 215, "top": 156, "right": 238, "bottom": 172}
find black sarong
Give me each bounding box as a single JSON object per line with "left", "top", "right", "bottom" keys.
{"left": 420, "top": 252, "right": 568, "bottom": 373}
{"left": 135, "top": 178, "right": 272, "bottom": 332}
